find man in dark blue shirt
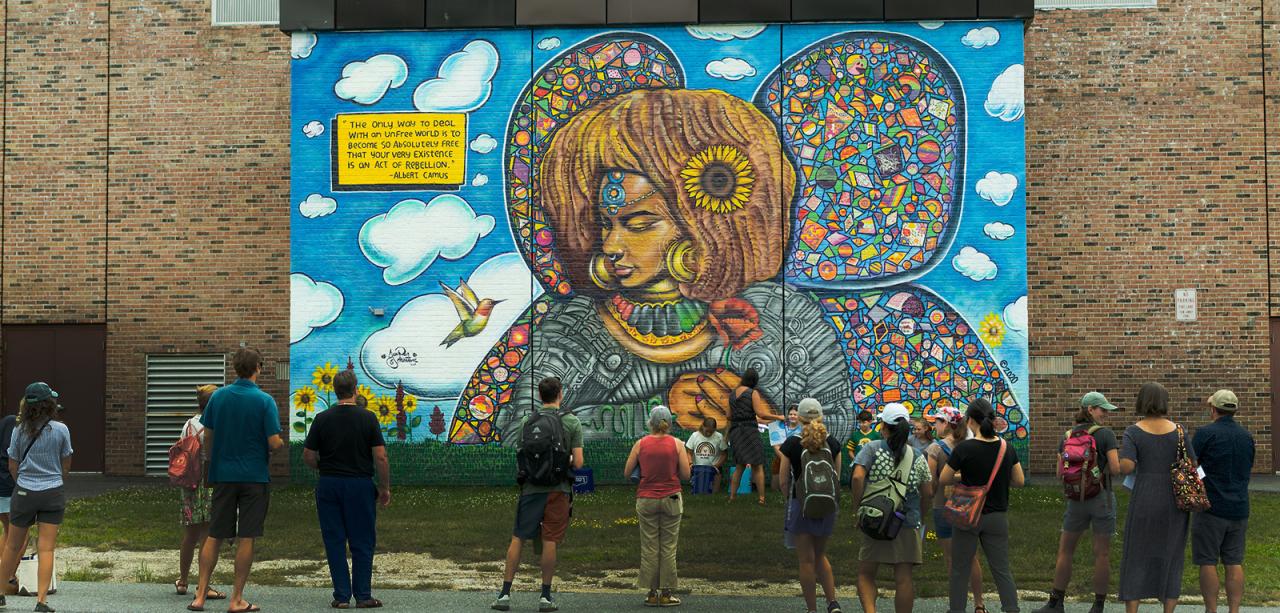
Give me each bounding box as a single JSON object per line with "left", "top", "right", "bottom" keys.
{"left": 1191, "top": 389, "right": 1255, "bottom": 613}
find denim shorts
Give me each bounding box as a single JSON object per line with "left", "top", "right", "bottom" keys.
{"left": 932, "top": 507, "right": 955, "bottom": 539}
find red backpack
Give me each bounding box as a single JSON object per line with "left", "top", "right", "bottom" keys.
{"left": 1059, "top": 425, "right": 1102, "bottom": 501}
{"left": 168, "top": 423, "right": 203, "bottom": 489}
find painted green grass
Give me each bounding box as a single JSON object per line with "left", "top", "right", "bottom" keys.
{"left": 61, "top": 484, "right": 1280, "bottom": 603}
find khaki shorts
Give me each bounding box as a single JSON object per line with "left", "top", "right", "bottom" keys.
{"left": 859, "top": 525, "right": 924, "bottom": 565}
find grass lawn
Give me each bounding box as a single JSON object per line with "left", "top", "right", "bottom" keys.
{"left": 61, "top": 484, "right": 1280, "bottom": 603}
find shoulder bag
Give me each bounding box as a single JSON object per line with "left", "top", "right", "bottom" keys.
{"left": 1170, "top": 424, "right": 1210, "bottom": 513}
{"left": 943, "top": 438, "right": 1006, "bottom": 530}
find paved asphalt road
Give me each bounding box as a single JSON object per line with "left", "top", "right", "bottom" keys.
{"left": 14, "top": 583, "right": 1280, "bottom": 613}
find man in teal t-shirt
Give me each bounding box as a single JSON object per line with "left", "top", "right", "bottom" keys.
{"left": 493, "top": 378, "right": 584, "bottom": 613}
{"left": 188, "top": 348, "right": 284, "bottom": 613}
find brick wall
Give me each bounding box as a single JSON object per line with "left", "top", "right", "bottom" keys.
{"left": 1, "top": 1, "right": 1277, "bottom": 475}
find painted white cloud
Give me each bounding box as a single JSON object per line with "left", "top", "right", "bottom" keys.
{"left": 985, "top": 64, "right": 1025, "bottom": 122}
{"left": 686, "top": 24, "right": 766, "bottom": 41}
{"left": 359, "top": 195, "right": 496, "bottom": 286}
{"left": 962, "top": 27, "right": 1000, "bottom": 49}
{"left": 472, "top": 173, "right": 489, "bottom": 187}
{"left": 918, "top": 21, "right": 944, "bottom": 30}
{"left": 706, "top": 58, "right": 757, "bottom": 81}
{"left": 469, "top": 133, "right": 498, "bottom": 154}
{"left": 952, "top": 246, "right": 998, "bottom": 281}
{"left": 335, "top": 54, "right": 408, "bottom": 105}
{"left": 291, "top": 32, "right": 317, "bottom": 59}
{"left": 301, "top": 120, "right": 325, "bottom": 138}
{"left": 536, "top": 37, "right": 561, "bottom": 51}
{"left": 291, "top": 274, "right": 343, "bottom": 344}
{"left": 976, "top": 171, "right": 1019, "bottom": 206}
{"left": 983, "top": 221, "right": 1016, "bottom": 241}
{"left": 360, "top": 253, "right": 543, "bottom": 397}
{"left": 413, "top": 40, "right": 499, "bottom": 113}
{"left": 299, "top": 194, "right": 337, "bottom": 219}
{"left": 1003, "top": 296, "right": 1028, "bottom": 334}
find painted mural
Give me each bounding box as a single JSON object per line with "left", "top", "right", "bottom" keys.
{"left": 289, "top": 22, "right": 1028, "bottom": 483}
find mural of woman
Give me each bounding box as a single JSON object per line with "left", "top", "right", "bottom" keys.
{"left": 490, "top": 87, "right": 854, "bottom": 444}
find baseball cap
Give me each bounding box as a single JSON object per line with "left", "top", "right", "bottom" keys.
{"left": 934, "top": 405, "right": 964, "bottom": 425}
{"left": 880, "top": 403, "right": 910, "bottom": 425}
{"left": 24, "top": 382, "right": 58, "bottom": 404}
{"left": 1208, "top": 389, "right": 1238, "bottom": 411}
{"left": 648, "top": 405, "right": 673, "bottom": 430}
{"left": 1080, "top": 391, "right": 1117, "bottom": 411}
{"left": 796, "top": 398, "right": 823, "bottom": 421}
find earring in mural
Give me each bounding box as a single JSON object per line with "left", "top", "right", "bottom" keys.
{"left": 589, "top": 253, "right": 618, "bottom": 290}
{"left": 681, "top": 145, "right": 754, "bottom": 214}
{"left": 665, "top": 239, "right": 698, "bottom": 284}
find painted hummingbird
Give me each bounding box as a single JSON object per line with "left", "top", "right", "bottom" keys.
{"left": 439, "top": 279, "right": 504, "bottom": 348}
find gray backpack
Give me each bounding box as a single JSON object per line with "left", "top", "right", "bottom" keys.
{"left": 797, "top": 447, "right": 839, "bottom": 519}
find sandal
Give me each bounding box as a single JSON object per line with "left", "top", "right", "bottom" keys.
{"left": 331, "top": 600, "right": 351, "bottom": 609}
{"left": 229, "top": 604, "right": 262, "bottom": 613}
{"left": 206, "top": 588, "right": 226, "bottom": 600}
{"left": 175, "top": 580, "right": 189, "bottom": 596}
{"left": 186, "top": 604, "right": 205, "bottom": 612}
{"left": 757, "top": 496, "right": 767, "bottom": 506}
{"left": 356, "top": 598, "right": 383, "bottom": 608}
{"left": 975, "top": 606, "right": 988, "bottom": 613}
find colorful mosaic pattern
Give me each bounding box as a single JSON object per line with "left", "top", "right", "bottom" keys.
{"left": 820, "top": 287, "right": 1026, "bottom": 441}
{"left": 506, "top": 34, "right": 683, "bottom": 297}
{"left": 449, "top": 298, "right": 549, "bottom": 443}
{"left": 760, "top": 33, "right": 964, "bottom": 287}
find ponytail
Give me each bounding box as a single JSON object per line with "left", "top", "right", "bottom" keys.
{"left": 966, "top": 398, "right": 997, "bottom": 438}
{"left": 800, "top": 420, "right": 828, "bottom": 453}
{"left": 885, "top": 419, "right": 911, "bottom": 463}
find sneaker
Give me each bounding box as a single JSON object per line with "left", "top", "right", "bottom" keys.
{"left": 490, "top": 593, "right": 510, "bottom": 611}
{"left": 658, "top": 592, "right": 682, "bottom": 607}
{"left": 1032, "top": 603, "right": 1064, "bottom": 613}
{"left": 827, "top": 601, "right": 843, "bottom": 613}
{"left": 645, "top": 591, "right": 660, "bottom": 607}
{"left": 34, "top": 603, "right": 56, "bottom": 613}
{"left": 1088, "top": 603, "right": 1106, "bottom": 613}
{"left": 539, "top": 596, "right": 559, "bottom": 612}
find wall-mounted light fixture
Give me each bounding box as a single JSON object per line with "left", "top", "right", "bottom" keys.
{"left": 369, "top": 307, "right": 386, "bottom": 317}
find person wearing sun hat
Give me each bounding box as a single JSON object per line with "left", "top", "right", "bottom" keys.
{"left": 1033, "top": 392, "right": 1122, "bottom": 613}
{"left": 1191, "top": 389, "right": 1255, "bottom": 613}
{"left": 925, "top": 405, "right": 986, "bottom": 613}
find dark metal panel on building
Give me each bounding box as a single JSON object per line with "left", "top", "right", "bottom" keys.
{"left": 793, "top": 0, "right": 883, "bottom": 21}
{"left": 336, "top": 0, "right": 427, "bottom": 30}
{"left": 517, "top": 0, "right": 607, "bottom": 25}
{"left": 606, "top": 0, "right": 697, "bottom": 24}
{"left": 428, "top": 0, "right": 517, "bottom": 28}
{"left": 884, "top": 0, "right": 977, "bottom": 20}
{"left": 280, "top": 0, "right": 336, "bottom": 30}
{"left": 978, "top": 0, "right": 1033, "bottom": 19}
{"left": 1, "top": 325, "right": 107, "bottom": 473}
{"left": 699, "top": 0, "right": 790, "bottom": 23}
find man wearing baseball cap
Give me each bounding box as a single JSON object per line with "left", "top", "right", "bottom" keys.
{"left": 1191, "top": 389, "right": 1255, "bottom": 613}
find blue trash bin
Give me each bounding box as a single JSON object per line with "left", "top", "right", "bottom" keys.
{"left": 691, "top": 465, "right": 716, "bottom": 495}
{"left": 728, "top": 465, "right": 753, "bottom": 495}
{"left": 572, "top": 468, "right": 595, "bottom": 494}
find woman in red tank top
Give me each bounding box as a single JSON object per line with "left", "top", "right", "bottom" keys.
{"left": 624, "top": 405, "right": 691, "bottom": 607}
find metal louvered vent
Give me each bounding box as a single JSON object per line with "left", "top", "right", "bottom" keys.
{"left": 145, "top": 354, "right": 227, "bottom": 475}
{"left": 212, "top": 0, "right": 279, "bottom": 25}
{"left": 1036, "top": 0, "right": 1155, "bottom": 8}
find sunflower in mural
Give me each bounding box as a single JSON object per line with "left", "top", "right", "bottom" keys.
{"left": 369, "top": 396, "right": 397, "bottom": 426}
{"left": 356, "top": 384, "right": 377, "bottom": 407}
{"left": 978, "top": 312, "right": 1006, "bottom": 349}
{"left": 680, "top": 145, "right": 754, "bottom": 213}
{"left": 293, "top": 386, "right": 318, "bottom": 412}
{"left": 402, "top": 395, "right": 418, "bottom": 413}
{"left": 312, "top": 362, "right": 339, "bottom": 394}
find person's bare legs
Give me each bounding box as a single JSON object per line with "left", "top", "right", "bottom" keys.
{"left": 35, "top": 523, "right": 57, "bottom": 605}
{"left": 856, "top": 560, "right": 878, "bottom": 613}
{"left": 893, "top": 563, "right": 914, "bottom": 613}
{"left": 1200, "top": 565, "right": 1220, "bottom": 612}
{"left": 751, "top": 464, "right": 766, "bottom": 503}
{"left": 502, "top": 537, "right": 523, "bottom": 583}
{"left": 179, "top": 523, "right": 209, "bottom": 587}
{"left": 813, "top": 536, "right": 836, "bottom": 605}
{"left": 1123, "top": 601, "right": 1138, "bottom": 613}
{"left": 1224, "top": 565, "right": 1243, "bottom": 613}
{"left": 729, "top": 464, "right": 746, "bottom": 501}
{"left": 539, "top": 540, "right": 557, "bottom": 586}
{"left": 0, "top": 514, "right": 11, "bottom": 586}
{"left": 189, "top": 537, "right": 221, "bottom": 609}
{"left": 0, "top": 524, "right": 30, "bottom": 595}
{"left": 1162, "top": 598, "right": 1177, "bottom": 613}
{"left": 1089, "top": 532, "right": 1110, "bottom": 598}
{"left": 1050, "top": 531, "right": 1082, "bottom": 594}
{"left": 796, "top": 534, "right": 820, "bottom": 611}
{"left": 226, "top": 537, "right": 256, "bottom": 611}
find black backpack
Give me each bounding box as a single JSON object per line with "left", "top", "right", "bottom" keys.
{"left": 516, "top": 409, "right": 572, "bottom": 487}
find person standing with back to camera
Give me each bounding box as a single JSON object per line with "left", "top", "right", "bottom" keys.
{"left": 727, "top": 367, "right": 784, "bottom": 505}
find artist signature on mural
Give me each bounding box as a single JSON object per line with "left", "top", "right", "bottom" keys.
{"left": 381, "top": 347, "right": 419, "bottom": 369}
{"left": 1000, "top": 360, "right": 1019, "bottom": 384}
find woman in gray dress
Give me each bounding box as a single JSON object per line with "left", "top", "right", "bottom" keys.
{"left": 1117, "top": 382, "right": 1191, "bottom": 613}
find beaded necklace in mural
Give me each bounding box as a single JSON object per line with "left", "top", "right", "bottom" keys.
{"left": 606, "top": 294, "right": 709, "bottom": 347}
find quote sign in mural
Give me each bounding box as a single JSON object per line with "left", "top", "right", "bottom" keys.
{"left": 290, "top": 22, "right": 1028, "bottom": 484}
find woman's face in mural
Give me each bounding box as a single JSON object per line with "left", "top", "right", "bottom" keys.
{"left": 597, "top": 172, "right": 682, "bottom": 293}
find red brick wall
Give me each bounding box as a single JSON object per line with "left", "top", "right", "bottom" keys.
{"left": 1, "top": 1, "right": 1276, "bottom": 474}
{"left": 1026, "top": 1, "right": 1274, "bottom": 473}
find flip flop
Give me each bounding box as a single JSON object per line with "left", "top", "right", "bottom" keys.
{"left": 228, "top": 604, "right": 262, "bottom": 613}
{"left": 331, "top": 600, "right": 351, "bottom": 609}
{"left": 187, "top": 604, "right": 205, "bottom": 612}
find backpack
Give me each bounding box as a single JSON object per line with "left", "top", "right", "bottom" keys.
{"left": 1059, "top": 425, "right": 1102, "bottom": 501}
{"left": 168, "top": 422, "right": 203, "bottom": 489}
{"left": 796, "top": 447, "right": 839, "bottom": 519}
{"left": 857, "top": 445, "right": 916, "bottom": 541}
{"left": 516, "top": 409, "right": 572, "bottom": 487}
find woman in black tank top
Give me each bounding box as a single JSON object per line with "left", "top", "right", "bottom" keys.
{"left": 727, "top": 368, "right": 784, "bottom": 504}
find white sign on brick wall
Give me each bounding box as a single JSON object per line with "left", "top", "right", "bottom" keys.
{"left": 1175, "top": 288, "right": 1197, "bottom": 322}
